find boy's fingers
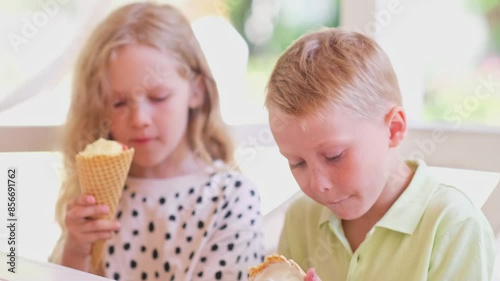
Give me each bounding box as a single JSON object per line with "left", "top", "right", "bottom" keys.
{"left": 305, "top": 268, "right": 321, "bottom": 281}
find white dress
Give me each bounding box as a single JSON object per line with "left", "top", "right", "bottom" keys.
{"left": 103, "top": 164, "right": 264, "bottom": 281}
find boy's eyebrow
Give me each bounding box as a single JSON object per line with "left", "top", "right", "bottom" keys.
{"left": 313, "top": 137, "right": 351, "bottom": 149}
{"left": 278, "top": 150, "right": 298, "bottom": 160}
{"left": 278, "top": 138, "right": 350, "bottom": 158}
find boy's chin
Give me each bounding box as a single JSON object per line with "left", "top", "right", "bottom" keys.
{"left": 331, "top": 210, "right": 362, "bottom": 220}
{"left": 325, "top": 203, "right": 368, "bottom": 221}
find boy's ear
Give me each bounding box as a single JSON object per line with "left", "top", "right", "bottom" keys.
{"left": 189, "top": 74, "right": 206, "bottom": 109}
{"left": 385, "top": 106, "right": 407, "bottom": 148}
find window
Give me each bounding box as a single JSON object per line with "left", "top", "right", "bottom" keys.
{"left": 373, "top": 0, "right": 500, "bottom": 126}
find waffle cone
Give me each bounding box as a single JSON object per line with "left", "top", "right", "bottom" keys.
{"left": 76, "top": 148, "right": 134, "bottom": 271}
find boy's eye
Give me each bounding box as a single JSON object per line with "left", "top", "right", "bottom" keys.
{"left": 290, "top": 160, "right": 306, "bottom": 170}
{"left": 326, "top": 152, "right": 344, "bottom": 162}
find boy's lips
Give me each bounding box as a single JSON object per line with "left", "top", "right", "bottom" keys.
{"left": 328, "top": 195, "right": 350, "bottom": 205}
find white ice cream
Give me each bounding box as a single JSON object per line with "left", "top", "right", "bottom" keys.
{"left": 79, "top": 138, "right": 124, "bottom": 156}
{"left": 252, "top": 263, "right": 305, "bottom": 281}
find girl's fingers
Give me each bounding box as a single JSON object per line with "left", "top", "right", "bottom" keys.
{"left": 63, "top": 195, "right": 117, "bottom": 255}
{"left": 66, "top": 204, "right": 109, "bottom": 221}
{"left": 79, "top": 230, "right": 116, "bottom": 243}
{"left": 79, "top": 219, "right": 120, "bottom": 234}
{"left": 77, "top": 195, "right": 96, "bottom": 205}
{"left": 67, "top": 219, "right": 120, "bottom": 245}
{"left": 70, "top": 230, "right": 116, "bottom": 245}
{"left": 66, "top": 195, "right": 96, "bottom": 211}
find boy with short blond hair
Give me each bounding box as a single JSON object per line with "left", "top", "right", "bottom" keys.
{"left": 266, "top": 28, "right": 495, "bottom": 281}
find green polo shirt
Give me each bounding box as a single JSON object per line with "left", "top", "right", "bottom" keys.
{"left": 278, "top": 160, "right": 495, "bottom": 281}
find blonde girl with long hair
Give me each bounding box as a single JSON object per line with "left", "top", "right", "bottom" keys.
{"left": 50, "top": 3, "right": 264, "bottom": 280}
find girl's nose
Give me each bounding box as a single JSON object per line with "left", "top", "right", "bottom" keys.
{"left": 129, "top": 100, "right": 152, "bottom": 128}
{"left": 309, "top": 168, "right": 333, "bottom": 193}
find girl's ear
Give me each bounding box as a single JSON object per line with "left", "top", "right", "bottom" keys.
{"left": 188, "top": 74, "right": 206, "bottom": 109}
{"left": 385, "top": 106, "right": 407, "bottom": 148}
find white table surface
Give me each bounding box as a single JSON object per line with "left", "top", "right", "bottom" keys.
{"left": 0, "top": 252, "right": 111, "bottom": 281}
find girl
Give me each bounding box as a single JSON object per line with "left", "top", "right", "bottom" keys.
{"left": 49, "top": 3, "right": 264, "bottom": 280}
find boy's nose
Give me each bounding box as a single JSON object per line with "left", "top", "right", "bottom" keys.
{"left": 309, "top": 168, "right": 333, "bottom": 193}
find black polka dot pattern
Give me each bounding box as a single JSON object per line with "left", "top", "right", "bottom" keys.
{"left": 103, "top": 167, "right": 264, "bottom": 280}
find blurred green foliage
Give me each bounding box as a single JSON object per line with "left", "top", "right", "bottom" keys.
{"left": 224, "top": 0, "right": 340, "bottom": 104}
{"left": 225, "top": 0, "right": 339, "bottom": 56}
{"left": 475, "top": 0, "right": 500, "bottom": 13}
{"left": 424, "top": 74, "right": 500, "bottom": 126}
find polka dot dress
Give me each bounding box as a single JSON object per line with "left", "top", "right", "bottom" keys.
{"left": 103, "top": 163, "right": 265, "bottom": 280}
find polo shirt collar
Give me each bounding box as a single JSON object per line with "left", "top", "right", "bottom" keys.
{"left": 317, "top": 160, "right": 439, "bottom": 235}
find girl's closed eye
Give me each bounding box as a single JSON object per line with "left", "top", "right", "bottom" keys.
{"left": 150, "top": 95, "right": 169, "bottom": 102}
{"left": 149, "top": 88, "right": 171, "bottom": 102}
{"left": 113, "top": 99, "right": 128, "bottom": 108}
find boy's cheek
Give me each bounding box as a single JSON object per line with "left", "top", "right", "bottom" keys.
{"left": 291, "top": 172, "right": 308, "bottom": 190}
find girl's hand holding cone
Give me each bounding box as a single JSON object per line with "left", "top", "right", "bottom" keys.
{"left": 62, "top": 194, "right": 120, "bottom": 271}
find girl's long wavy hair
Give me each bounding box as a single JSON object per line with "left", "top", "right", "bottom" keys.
{"left": 51, "top": 2, "right": 234, "bottom": 267}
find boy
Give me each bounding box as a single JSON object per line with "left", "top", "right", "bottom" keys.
{"left": 265, "top": 28, "right": 495, "bottom": 280}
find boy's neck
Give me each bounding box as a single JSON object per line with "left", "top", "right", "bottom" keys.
{"left": 369, "top": 159, "right": 415, "bottom": 221}
{"left": 342, "top": 158, "right": 415, "bottom": 251}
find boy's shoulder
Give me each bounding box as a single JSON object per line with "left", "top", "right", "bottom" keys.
{"left": 428, "top": 182, "right": 479, "bottom": 216}
{"left": 423, "top": 182, "right": 489, "bottom": 232}
{"left": 400, "top": 160, "right": 489, "bottom": 231}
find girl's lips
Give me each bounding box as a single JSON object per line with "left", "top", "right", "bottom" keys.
{"left": 131, "top": 137, "right": 152, "bottom": 144}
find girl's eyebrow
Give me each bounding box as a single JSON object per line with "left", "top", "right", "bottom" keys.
{"left": 111, "top": 90, "right": 128, "bottom": 97}
{"left": 111, "top": 83, "right": 171, "bottom": 99}
{"left": 149, "top": 84, "right": 167, "bottom": 93}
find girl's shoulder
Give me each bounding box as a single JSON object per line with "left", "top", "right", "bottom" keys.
{"left": 206, "top": 160, "right": 258, "bottom": 195}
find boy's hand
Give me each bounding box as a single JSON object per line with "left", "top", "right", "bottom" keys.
{"left": 64, "top": 195, "right": 120, "bottom": 257}
{"left": 305, "top": 268, "right": 322, "bottom": 281}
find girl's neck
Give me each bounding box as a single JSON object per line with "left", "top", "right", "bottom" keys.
{"left": 129, "top": 142, "right": 206, "bottom": 179}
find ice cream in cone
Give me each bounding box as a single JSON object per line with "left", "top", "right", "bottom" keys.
{"left": 76, "top": 138, "right": 134, "bottom": 270}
